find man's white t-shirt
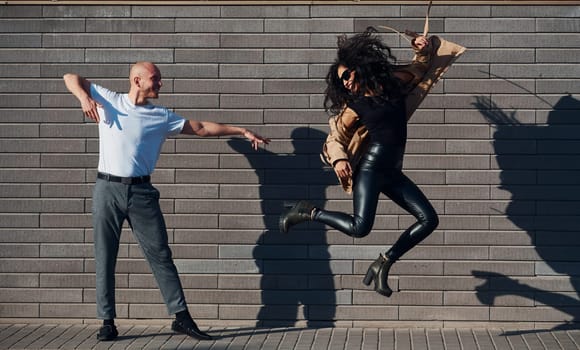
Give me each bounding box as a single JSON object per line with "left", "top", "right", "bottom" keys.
{"left": 90, "top": 83, "right": 186, "bottom": 177}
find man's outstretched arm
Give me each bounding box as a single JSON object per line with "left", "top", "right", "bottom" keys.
{"left": 182, "top": 120, "right": 270, "bottom": 150}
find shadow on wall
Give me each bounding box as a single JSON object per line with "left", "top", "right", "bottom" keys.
{"left": 472, "top": 93, "right": 580, "bottom": 331}
{"left": 228, "top": 127, "right": 337, "bottom": 327}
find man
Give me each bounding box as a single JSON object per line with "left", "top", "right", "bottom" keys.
{"left": 63, "top": 62, "right": 269, "bottom": 342}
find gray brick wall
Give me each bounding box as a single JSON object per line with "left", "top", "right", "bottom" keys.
{"left": 0, "top": 3, "right": 579, "bottom": 328}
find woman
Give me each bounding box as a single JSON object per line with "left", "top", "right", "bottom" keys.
{"left": 279, "top": 27, "right": 439, "bottom": 297}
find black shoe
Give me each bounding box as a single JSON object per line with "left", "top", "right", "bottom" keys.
{"left": 363, "top": 254, "right": 394, "bottom": 297}
{"left": 96, "top": 324, "right": 118, "bottom": 341}
{"left": 279, "top": 200, "right": 315, "bottom": 233}
{"left": 375, "top": 257, "right": 394, "bottom": 297}
{"left": 172, "top": 319, "right": 213, "bottom": 341}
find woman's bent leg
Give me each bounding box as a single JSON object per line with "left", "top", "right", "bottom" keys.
{"left": 314, "top": 168, "right": 381, "bottom": 238}
{"left": 383, "top": 173, "right": 439, "bottom": 261}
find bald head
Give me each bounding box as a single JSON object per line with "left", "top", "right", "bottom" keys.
{"left": 130, "top": 61, "right": 159, "bottom": 81}
{"left": 128, "top": 61, "right": 163, "bottom": 104}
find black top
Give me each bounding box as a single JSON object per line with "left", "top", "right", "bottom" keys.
{"left": 348, "top": 96, "right": 407, "bottom": 146}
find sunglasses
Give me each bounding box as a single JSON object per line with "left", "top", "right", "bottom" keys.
{"left": 340, "top": 69, "right": 352, "bottom": 82}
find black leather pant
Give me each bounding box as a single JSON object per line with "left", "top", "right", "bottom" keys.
{"left": 314, "top": 143, "right": 439, "bottom": 261}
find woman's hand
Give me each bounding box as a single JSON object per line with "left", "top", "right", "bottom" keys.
{"left": 334, "top": 160, "right": 352, "bottom": 180}
{"left": 412, "top": 36, "right": 429, "bottom": 51}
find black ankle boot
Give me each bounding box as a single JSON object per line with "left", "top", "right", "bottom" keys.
{"left": 363, "top": 254, "right": 394, "bottom": 297}
{"left": 279, "top": 200, "right": 315, "bottom": 233}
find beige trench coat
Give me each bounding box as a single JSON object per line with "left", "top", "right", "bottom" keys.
{"left": 321, "top": 36, "right": 466, "bottom": 193}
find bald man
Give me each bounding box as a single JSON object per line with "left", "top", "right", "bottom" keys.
{"left": 63, "top": 62, "right": 269, "bottom": 342}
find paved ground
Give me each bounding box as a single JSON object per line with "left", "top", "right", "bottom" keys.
{"left": 1, "top": 323, "right": 579, "bottom": 349}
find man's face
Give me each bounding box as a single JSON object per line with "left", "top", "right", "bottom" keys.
{"left": 139, "top": 66, "right": 162, "bottom": 99}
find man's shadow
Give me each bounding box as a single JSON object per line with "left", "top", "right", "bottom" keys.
{"left": 228, "top": 127, "right": 337, "bottom": 327}
{"left": 472, "top": 94, "right": 580, "bottom": 332}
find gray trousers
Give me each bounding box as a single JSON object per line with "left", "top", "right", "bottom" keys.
{"left": 92, "top": 179, "right": 187, "bottom": 319}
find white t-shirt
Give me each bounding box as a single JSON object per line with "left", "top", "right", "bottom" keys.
{"left": 90, "top": 83, "right": 186, "bottom": 177}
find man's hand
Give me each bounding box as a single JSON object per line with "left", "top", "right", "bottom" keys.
{"left": 63, "top": 73, "right": 101, "bottom": 123}
{"left": 80, "top": 95, "right": 101, "bottom": 123}
{"left": 334, "top": 160, "right": 352, "bottom": 180}
{"left": 242, "top": 129, "right": 270, "bottom": 150}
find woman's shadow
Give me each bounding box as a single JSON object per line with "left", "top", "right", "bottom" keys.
{"left": 228, "top": 127, "right": 337, "bottom": 327}
{"left": 472, "top": 94, "right": 580, "bottom": 331}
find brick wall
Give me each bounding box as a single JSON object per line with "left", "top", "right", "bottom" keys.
{"left": 0, "top": 3, "right": 579, "bottom": 328}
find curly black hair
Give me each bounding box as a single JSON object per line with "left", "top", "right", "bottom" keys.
{"left": 324, "top": 27, "right": 403, "bottom": 115}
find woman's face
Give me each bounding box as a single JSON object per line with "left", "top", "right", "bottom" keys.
{"left": 337, "top": 65, "right": 355, "bottom": 92}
